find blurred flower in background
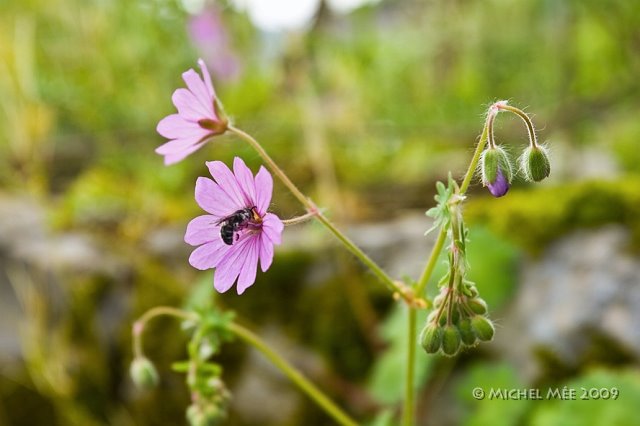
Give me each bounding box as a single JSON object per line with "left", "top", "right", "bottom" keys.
{"left": 188, "top": 7, "right": 241, "bottom": 81}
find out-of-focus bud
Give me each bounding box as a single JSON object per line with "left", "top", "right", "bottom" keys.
{"left": 520, "top": 145, "right": 550, "bottom": 182}
{"left": 471, "top": 315, "right": 495, "bottom": 342}
{"left": 442, "top": 325, "right": 461, "bottom": 356}
{"left": 420, "top": 323, "right": 443, "bottom": 354}
{"left": 130, "top": 357, "right": 159, "bottom": 390}
{"left": 458, "top": 318, "right": 477, "bottom": 346}
{"left": 187, "top": 403, "right": 225, "bottom": 426}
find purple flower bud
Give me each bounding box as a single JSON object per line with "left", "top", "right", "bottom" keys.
{"left": 487, "top": 168, "right": 509, "bottom": 197}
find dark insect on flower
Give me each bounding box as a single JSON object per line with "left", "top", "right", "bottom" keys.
{"left": 216, "top": 207, "right": 260, "bottom": 245}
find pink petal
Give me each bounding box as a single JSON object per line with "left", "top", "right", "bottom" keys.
{"left": 206, "top": 161, "right": 247, "bottom": 209}
{"left": 261, "top": 213, "right": 283, "bottom": 245}
{"left": 213, "top": 237, "right": 253, "bottom": 292}
{"left": 253, "top": 166, "right": 273, "bottom": 215}
{"left": 182, "top": 69, "right": 214, "bottom": 116}
{"left": 236, "top": 239, "right": 259, "bottom": 294}
{"left": 189, "top": 240, "right": 229, "bottom": 270}
{"left": 156, "top": 139, "right": 206, "bottom": 166}
{"left": 172, "top": 88, "right": 211, "bottom": 121}
{"left": 160, "top": 141, "right": 208, "bottom": 165}
{"left": 155, "top": 134, "right": 207, "bottom": 155}
{"left": 157, "top": 114, "right": 210, "bottom": 139}
{"left": 184, "top": 215, "right": 219, "bottom": 246}
{"left": 198, "top": 58, "right": 216, "bottom": 99}
{"left": 259, "top": 234, "right": 274, "bottom": 272}
{"left": 233, "top": 157, "right": 256, "bottom": 207}
{"left": 195, "top": 177, "right": 239, "bottom": 218}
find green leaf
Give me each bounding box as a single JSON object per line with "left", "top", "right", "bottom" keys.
{"left": 457, "top": 362, "right": 529, "bottom": 426}
{"left": 529, "top": 368, "right": 640, "bottom": 426}
{"left": 171, "top": 361, "right": 191, "bottom": 373}
{"left": 367, "top": 306, "right": 433, "bottom": 405}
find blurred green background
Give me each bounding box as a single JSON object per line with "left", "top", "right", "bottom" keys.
{"left": 1, "top": 0, "right": 640, "bottom": 425}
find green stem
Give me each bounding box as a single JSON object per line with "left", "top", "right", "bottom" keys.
{"left": 459, "top": 113, "right": 492, "bottom": 195}
{"left": 133, "top": 306, "right": 199, "bottom": 358}
{"left": 228, "top": 125, "right": 404, "bottom": 295}
{"left": 282, "top": 211, "right": 317, "bottom": 226}
{"left": 402, "top": 308, "right": 417, "bottom": 426}
{"left": 403, "top": 107, "right": 494, "bottom": 424}
{"left": 229, "top": 323, "right": 359, "bottom": 426}
{"left": 415, "top": 229, "right": 447, "bottom": 297}
{"left": 495, "top": 103, "right": 538, "bottom": 147}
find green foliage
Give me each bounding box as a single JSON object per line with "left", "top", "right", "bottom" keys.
{"left": 466, "top": 178, "right": 640, "bottom": 253}
{"left": 425, "top": 175, "right": 458, "bottom": 235}
{"left": 457, "top": 362, "right": 530, "bottom": 426}
{"left": 465, "top": 226, "right": 520, "bottom": 309}
{"left": 367, "top": 306, "right": 433, "bottom": 405}
{"left": 529, "top": 368, "right": 640, "bottom": 426}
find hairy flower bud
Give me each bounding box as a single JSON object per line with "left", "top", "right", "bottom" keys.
{"left": 481, "top": 146, "right": 512, "bottom": 197}
{"left": 458, "top": 318, "right": 477, "bottom": 346}
{"left": 420, "top": 323, "right": 443, "bottom": 354}
{"left": 130, "top": 357, "right": 159, "bottom": 390}
{"left": 471, "top": 315, "right": 495, "bottom": 342}
{"left": 520, "top": 145, "right": 550, "bottom": 182}
{"left": 467, "top": 298, "right": 488, "bottom": 315}
{"left": 442, "top": 325, "right": 461, "bottom": 356}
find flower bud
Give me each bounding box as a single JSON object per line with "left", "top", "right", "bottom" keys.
{"left": 520, "top": 145, "right": 550, "bottom": 182}
{"left": 462, "top": 283, "right": 479, "bottom": 298}
{"left": 420, "top": 323, "right": 443, "bottom": 354}
{"left": 467, "top": 298, "right": 488, "bottom": 315}
{"left": 433, "top": 291, "right": 447, "bottom": 308}
{"left": 442, "top": 325, "right": 461, "bottom": 356}
{"left": 471, "top": 315, "right": 495, "bottom": 342}
{"left": 481, "top": 146, "right": 512, "bottom": 197}
{"left": 187, "top": 403, "right": 224, "bottom": 426}
{"left": 458, "top": 318, "right": 477, "bottom": 346}
{"left": 130, "top": 357, "right": 159, "bottom": 390}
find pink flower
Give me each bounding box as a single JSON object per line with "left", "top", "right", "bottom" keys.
{"left": 185, "top": 157, "right": 284, "bottom": 294}
{"left": 156, "top": 59, "right": 228, "bottom": 165}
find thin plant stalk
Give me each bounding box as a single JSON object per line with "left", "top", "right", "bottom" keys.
{"left": 402, "top": 307, "right": 417, "bottom": 426}
{"left": 402, "top": 109, "right": 493, "bottom": 425}
{"left": 132, "top": 306, "right": 199, "bottom": 358}
{"left": 228, "top": 125, "right": 404, "bottom": 296}
{"left": 229, "top": 323, "right": 359, "bottom": 426}
{"left": 133, "top": 307, "right": 358, "bottom": 426}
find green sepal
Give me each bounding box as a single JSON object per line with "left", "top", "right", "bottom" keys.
{"left": 481, "top": 146, "right": 512, "bottom": 185}
{"left": 420, "top": 323, "right": 443, "bottom": 354}
{"left": 442, "top": 325, "right": 461, "bottom": 356}
{"left": 471, "top": 315, "right": 495, "bottom": 342}
{"left": 521, "top": 145, "right": 550, "bottom": 182}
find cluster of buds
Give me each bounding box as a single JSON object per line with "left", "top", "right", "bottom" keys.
{"left": 186, "top": 378, "right": 231, "bottom": 426}
{"left": 480, "top": 101, "right": 550, "bottom": 197}
{"left": 420, "top": 189, "right": 494, "bottom": 356}
{"left": 420, "top": 284, "right": 494, "bottom": 356}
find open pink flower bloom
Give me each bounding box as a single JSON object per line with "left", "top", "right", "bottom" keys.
{"left": 185, "top": 157, "right": 284, "bottom": 294}
{"left": 156, "top": 59, "right": 228, "bottom": 165}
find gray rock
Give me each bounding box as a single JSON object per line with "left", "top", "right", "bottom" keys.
{"left": 496, "top": 225, "right": 640, "bottom": 380}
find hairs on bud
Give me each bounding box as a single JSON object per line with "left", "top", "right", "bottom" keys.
{"left": 519, "top": 143, "right": 551, "bottom": 182}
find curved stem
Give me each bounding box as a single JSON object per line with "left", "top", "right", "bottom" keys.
{"left": 132, "top": 307, "right": 199, "bottom": 358}
{"left": 228, "top": 125, "right": 404, "bottom": 296}
{"left": 229, "top": 323, "right": 359, "bottom": 426}
{"left": 228, "top": 125, "right": 309, "bottom": 206}
{"left": 495, "top": 103, "right": 538, "bottom": 147}
{"left": 282, "top": 211, "right": 317, "bottom": 226}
